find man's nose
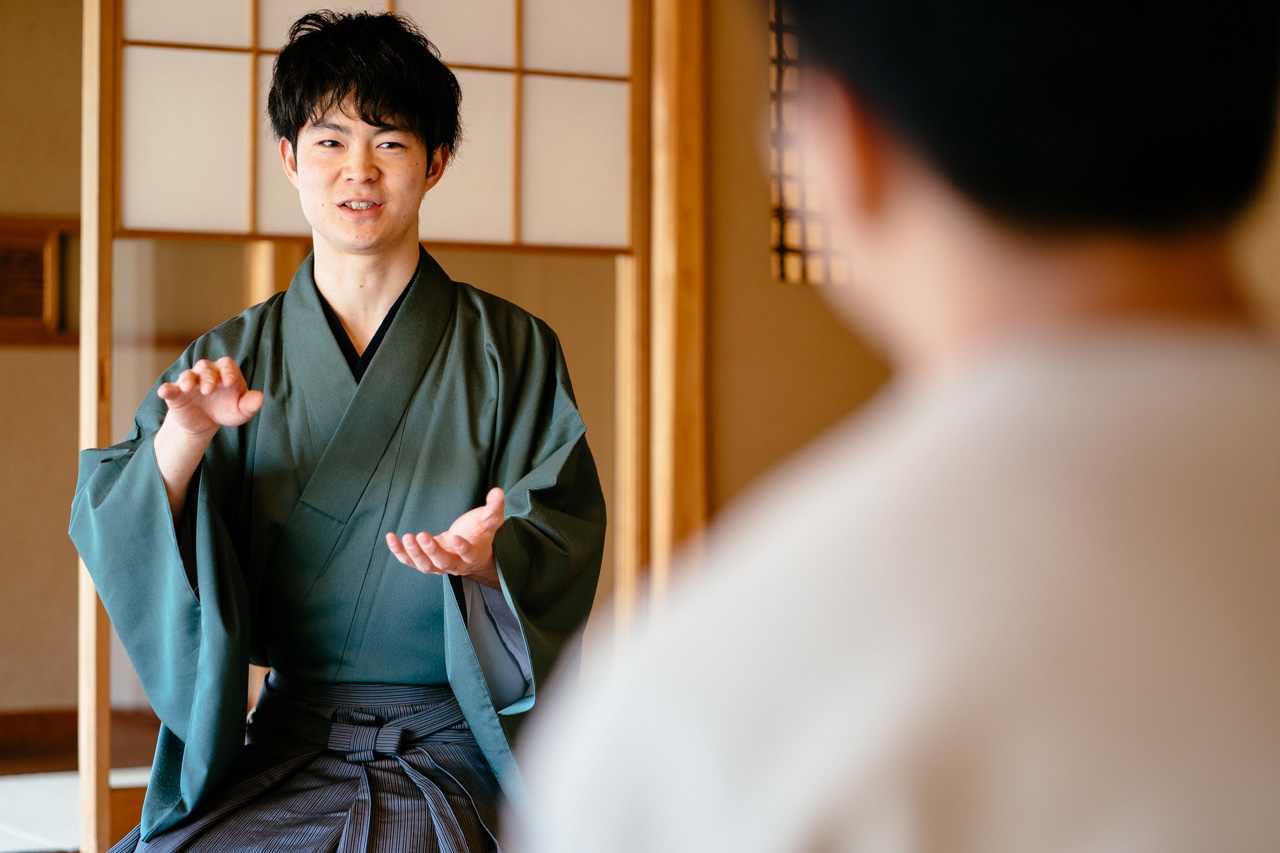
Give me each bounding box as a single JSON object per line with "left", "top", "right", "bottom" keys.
{"left": 343, "top": 146, "right": 378, "bottom": 181}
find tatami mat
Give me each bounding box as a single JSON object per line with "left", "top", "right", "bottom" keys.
{"left": 0, "top": 768, "right": 148, "bottom": 853}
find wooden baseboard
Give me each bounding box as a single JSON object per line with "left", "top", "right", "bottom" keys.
{"left": 0, "top": 708, "right": 77, "bottom": 750}
{"left": 110, "top": 784, "right": 147, "bottom": 846}
{"left": 110, "top": 708, "right": 160, "bottom": 727}
{"left": 0, "top": 707, "right": 160, "bottom": 759}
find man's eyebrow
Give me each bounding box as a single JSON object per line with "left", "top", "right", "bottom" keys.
{"left": 306, "top": 119, "right": 349, "bottom": 134}
{"left": 303, "top": 119, "right": 410, "bottom": 135}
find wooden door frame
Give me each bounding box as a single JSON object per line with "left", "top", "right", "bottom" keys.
{"left": 79, "top": 0, "right": 119, "bottom": 848}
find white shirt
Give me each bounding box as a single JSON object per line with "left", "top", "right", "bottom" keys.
{"left": 517, "top": 326, "right": 1280, "bottom": 853}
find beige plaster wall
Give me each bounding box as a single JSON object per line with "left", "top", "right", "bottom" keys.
{"left": 0, "top": 348, "right": 81, "bottom": 711}
{"left": 0, "top": 0, "right": 82, "bottom": 220}
{"left": 0, "top": 0, "right": 83, "bottom": 711}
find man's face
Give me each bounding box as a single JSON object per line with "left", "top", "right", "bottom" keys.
{"left": 280, "top": 101, "right": 446, "bottom": 260}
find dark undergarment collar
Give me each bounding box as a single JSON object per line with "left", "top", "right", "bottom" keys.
{"left": 316, "top": 260, "right": 418, "bottom": 383}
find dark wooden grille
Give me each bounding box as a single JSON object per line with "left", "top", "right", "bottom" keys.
{"left": 0, "top": 244, "right": 45, "bottom": 319}
{"left": 769, "top": 0, "right": 848, "bottom": 285}
{"left": 0, "top": 221, "right": 69, "bottom": 343}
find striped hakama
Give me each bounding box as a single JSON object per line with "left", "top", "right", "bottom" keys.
{"left": 111, "top": 673, "right": 500, "bottom": 852}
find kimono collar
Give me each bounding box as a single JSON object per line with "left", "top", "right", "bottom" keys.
{"left": 277, "top": 248, "right": 458, "bottom": 522}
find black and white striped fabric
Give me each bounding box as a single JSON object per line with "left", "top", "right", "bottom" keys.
{"left": 112, "top": 673, "right": 500, "bottom": 852}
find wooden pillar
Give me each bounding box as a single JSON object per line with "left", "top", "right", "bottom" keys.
{"left": 613, "top": 0, "right": 654, "bottom": 641}
{"left": 79, "top": 0, "right": 118, "bottom": 849}
{"left": 649, "top": 0, "right": 708, "bottom": 602}
{"left": 614, "top": 254, "right": 648, "bottom": 639}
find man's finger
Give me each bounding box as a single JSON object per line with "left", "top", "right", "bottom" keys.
{"left": 403, "top": 532, "right": 450, "bottom": 574}
{"left": 216, "top": 357, "right": 247, "bottom": 390}
{"left": 416, "top": 532, "right": 455, "bottom": 568}
{"left": 484, "top": 488, "right": 505, "bottom": 522}
{"left": 401, "top": 532, "right": 429, "bottom": 567}
{"left": 440, "top": 532, "right": 477, "bottom": 563}
{"left": 240, "top": 390, "right": 265, "bottom": 417}
{"left": 386, "top": 532, "right": 414, "bottom": 566}
{"left": 175, "top": 369, "right": 198, "bottom": 394}
{"left": 191, "top": 360, "right": 219, "bottom": 394}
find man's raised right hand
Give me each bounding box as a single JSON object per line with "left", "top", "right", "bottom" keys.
{"left": 157, "top": 356, "right": 263, "bottom": 437}
{"left": 154, "top": 357, "right": 263, "bottom": 517}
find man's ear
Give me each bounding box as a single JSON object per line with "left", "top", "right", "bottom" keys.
{"left": 423, "top": 146, "right": 450, "bottom": 195}
{"left": 279, "top": 137, "right": 300, "bottom": 189}
{"left": 800, "top": 69, "right": 887, "bottom": 224}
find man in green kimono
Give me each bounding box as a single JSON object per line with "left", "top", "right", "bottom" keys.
{"left": 70, "top": 11, "right": 605, "bottom": 852}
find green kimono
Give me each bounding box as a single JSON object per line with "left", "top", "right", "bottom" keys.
{"left": 69, "top": 250, "right": 606, "bottom": 840}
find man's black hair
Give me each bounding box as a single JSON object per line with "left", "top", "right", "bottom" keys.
{"left": 268, "top": 10, "right": 462, "bottom": 159}
{"left": 785, "top": 1, "right": 1280, "bottom": 234}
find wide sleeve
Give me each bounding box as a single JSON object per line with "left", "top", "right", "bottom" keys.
{"left": 483, "top": 316, "right": 607, "bottom": 726}
{"left": 67, "top": 328, "right": 259, "bottom": 840}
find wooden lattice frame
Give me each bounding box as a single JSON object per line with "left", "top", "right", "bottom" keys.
{"left": 768, "top": 0, "right": 848, "bottom": 285}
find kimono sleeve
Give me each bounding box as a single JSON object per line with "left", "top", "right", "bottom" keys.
{"left": 67, "top": 327, "right": 260, "bottom": 840}
{"left": 484, "top": 316, "right": 607, "bottom": 726}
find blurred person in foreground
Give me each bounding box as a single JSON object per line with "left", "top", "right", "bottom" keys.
{"left": 516, "top": 1, "right": 1280, "bottom": 850}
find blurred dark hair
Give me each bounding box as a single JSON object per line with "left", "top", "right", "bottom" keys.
{"left": 268, "top": 10, "right": 461, "bottom": 159}
{"left": 784, "top": 1, "right": 1280, "bottom": 234}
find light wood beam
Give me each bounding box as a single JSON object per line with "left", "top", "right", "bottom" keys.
{"left": 649, "top": 0, "right": 708, "bottom": 602}
{"left": 614, "top": 254, "right": 648, "bottom": 640}
{"left": 613, "top": 0, "right": 654, "bottom": 641}
{"left": 79, "top": 0, "right": 119, "bottom": 850}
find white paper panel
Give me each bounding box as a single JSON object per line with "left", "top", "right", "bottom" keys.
{"left": 256, "top": 54, "right": 313, "bottom": 235}
{"left": 521, "top": 76, "right": 628, "bottom": 246}
{"left": 523, "top": 0, "right": 629, "bottom": 76}
{"left": 121, "top": 47, "right": 251, "bottom": 233}
{"left": 259, "top": 0, "right": 389, "bottom": 50}
{"left": 420, "top": 70, "right": 516, "bottom": 243}
{"left": 397, "top": 0, "right": 515, "bottom": 67}
{"left": 124, "top": 0, "right": 252, "bottom": 47}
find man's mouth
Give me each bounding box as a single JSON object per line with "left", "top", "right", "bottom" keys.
{"left": 343, "top": 201, "right": 378, "bottom": 210}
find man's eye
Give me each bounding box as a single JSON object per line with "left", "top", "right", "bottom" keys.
{"left": 319, "top": 140, "right": 340, "bottom": 148}
{"left": 379, "top": 141, "right": 404, "bottom": 149}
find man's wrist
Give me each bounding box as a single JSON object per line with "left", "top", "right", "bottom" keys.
{"left": 159, "top": 413, "right": 219, "bottom": 446}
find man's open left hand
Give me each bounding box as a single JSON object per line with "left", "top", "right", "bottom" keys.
{"left": 386, "top": 487, "right": 505, "bottom": 589}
